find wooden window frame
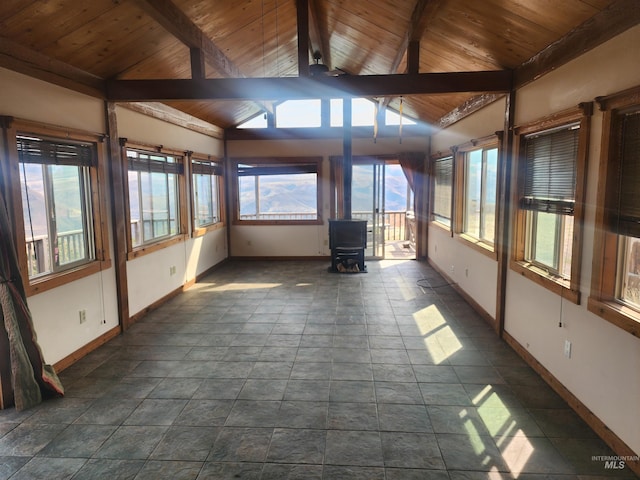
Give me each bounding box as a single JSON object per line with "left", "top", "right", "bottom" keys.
{"left": 429, "top": 152, "right": 454, "bottom": 233}
{"left": 122, "top": 140, "right": 188, "bottom": 260}
{"left": 454, "top": 135, "right": 500, "bottom": 258}
{"left": 1, "top": 118, "right": 111, "bottom": 296}
{"left": 589, "top": 85, "right": 640, "bottom": 337}
{"left": 189, "top": 152, "right": 225, "bottom": 238}
{"left": 511, "top": 104, "right": 592, "bottom": 305}
{"left": 229, "top": 156, "right": 324, "bottom": 225}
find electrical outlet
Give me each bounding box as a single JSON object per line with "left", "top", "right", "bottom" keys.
{"left": 169, "top": 266, "right": 176, "bottom": 276}
{"left": 79, "top": 310, "right": 86, "bottom": 324}
{"left": 450, "top": 265, "right": 455, "bottom": 275}
{"left": 465, "top": 268, "right": 469, "bottom": 278}
{"left": 564, "top": 340, "right": 572, "bottom": 358}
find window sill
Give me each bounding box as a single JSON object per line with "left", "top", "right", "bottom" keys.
{"left": 457, "top": 233, "right": 497, "bottom": 259}
{"left": 26, "top": 259, "right": 112, "bottom": 297}
{"left": 127, "top": 234, "right": 187, "bottom": 261}
{"left": 192, "top": 222, "right": 225, "bottom": 238}
{"left": 429, "top": 220, "right": 452, "bottom": 235}
{"left": 587, "top": 297, "right": 640, "bottom": 338}
{"left": 510, "top": 260, "right": 580, "bottom": 304}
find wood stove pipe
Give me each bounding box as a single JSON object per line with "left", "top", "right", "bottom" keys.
{"left": 343, "top": 98, "right": 352, "bottom": 220}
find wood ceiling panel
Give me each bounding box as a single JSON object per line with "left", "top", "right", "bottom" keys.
{"left": 117, "top": 43, "right": 192, "bottom": 80}
{"left": 0, "top": 0, "right": 119, "bottom": 51}
{"left": 0, "top": 0, "right": 624, "bottom": 129}
{"left": 38, "top": 3, "right": 180, "bottom": 79}
{"left": 166, "top": 100, "right": 264, "bottom": 129}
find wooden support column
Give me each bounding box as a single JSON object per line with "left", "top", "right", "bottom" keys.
{"left": 343, "top": 98, "right": 353, "bottom": 220}
{"left": 105, "top": 102, "right": 130, "bottom": 331}
{"left": 407, "top": 40, "right": 420, "bottom": 74}
{"left": 495, "top": 91, "right": 516, "bottom": 336}
{"left": 190, "top": 47, "right": 205, "bottom": 79}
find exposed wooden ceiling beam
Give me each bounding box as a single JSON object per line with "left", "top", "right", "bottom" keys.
{"left": 437, "top": 93, "right": 504, "bottom": 129}
{"left": 120, "top": 102, "right": 223, "bottom": 138}
{"left": 391, "top": 0, "right": 445, "bottom": 76}
{"left": 132, "top": 0, "right": 243, "bottom": 79}
{"left": 308, "top": 0, "right": 331, "bottom": 70}
{"left": 131, "top": 0, "right": 273, "bottom": 117}
{"left": 0, "top": 37, "right": 105, "bottom": 98}
{"left": 380, "top": 0, "right": 445, "bottom": 110}
{"left": 297, "top": 0, "right": 310, "bottom": 76}
{"left": 436, "top": 0, "right": 640, "bottom": 129}
{"left": 106, "top": 70, "right": 513, "bottom": 101}
{"left": 514, "top": 0, "right": 640, "bottom": 88}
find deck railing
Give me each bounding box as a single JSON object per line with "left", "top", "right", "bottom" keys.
{"left": 352, "top": 211, "right": 412, "bottom": 242}
{"left": 25, "top": 229, "right": 85, "bottom": 277}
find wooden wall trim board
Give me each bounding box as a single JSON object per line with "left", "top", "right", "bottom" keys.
{"left": 230, "top": 256, "right": 331, "bottom": 262}
{"left": 53, "top": 326, "right": 121, "bottom": 373}
{"left": 503, "top": 331, "right": 640, "bottom": 476}
{"left": 427, "top": 258, "right": 495, "bottom": 327}
{"left": 429, "top": 254, "right": 639, "bottom": 473}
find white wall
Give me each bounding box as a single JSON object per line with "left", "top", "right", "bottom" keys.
{"left": 0, "top": 68, "right": 229, "bottom": 362}
{"left": 116, "top": 106, "right": 226, "bottom": 316}
{"left": 227, "top": 135, "right": 429, "bottom": 257}
{"left": 0, "top": 68, "right": 117, "bottom": 364}
{"left": 430, "top": 26, "right": 640, "bottom": 454}
{"left": 428, "top": 98, "right": 506, "bottom": 319}
{"left": 504, "top": 25, "right": 640, "bottom": 455}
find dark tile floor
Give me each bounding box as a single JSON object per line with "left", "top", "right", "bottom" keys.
{"left": 0, "top": 259, "right": 637, "bottom": 479}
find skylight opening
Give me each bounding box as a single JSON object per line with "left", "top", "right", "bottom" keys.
{"left": 275, "top": 99, "right": 321, "bottom": 128}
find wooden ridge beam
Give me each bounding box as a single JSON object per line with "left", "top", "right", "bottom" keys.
{"left": 106, "top": 70, "right": 512, "bottom": 102}
{"left": 515, "top": 0, "right": 640, "bottom": 88}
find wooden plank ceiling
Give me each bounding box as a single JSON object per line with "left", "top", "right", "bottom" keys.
{"left": 0, "top": 0, "right": 633, "bottom": 130}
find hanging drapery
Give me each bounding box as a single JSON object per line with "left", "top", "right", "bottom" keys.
{"left": 0, "top": 193, "right": 63, "bottom": 411}
{"left": 398, "top": 151, "right": 425, "bottom": 192}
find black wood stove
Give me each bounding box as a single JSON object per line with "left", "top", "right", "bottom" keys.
{"left": 328, "top": 219, "right": 367, "bottom": 273}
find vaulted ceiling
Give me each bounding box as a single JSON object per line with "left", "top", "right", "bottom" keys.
{"left": 0, "top": 0, "right": 637, "bottom": 130}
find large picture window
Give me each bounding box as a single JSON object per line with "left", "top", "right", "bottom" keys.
{"left": 431, "top": 155, "right": 453, "bottom": 228}
{"left": 461, "top": 144, "right": 498, "bottom": 250}
{"left": 232, "top": 157, "right": 322, "bottom": 224}
{"left": 1, "top": 119, "right": 110, "bottom": 295}
{"left": 590, "top": 86, "right": 640, "bottom": 335}
{"left": 512, "top": 104, "right": 591, "bottom": 303}
{"left": 191, "top": 154, "right": 223, "bottom": 234}
{"left": 124, "top": 143, "right": 186, "bottom": 255}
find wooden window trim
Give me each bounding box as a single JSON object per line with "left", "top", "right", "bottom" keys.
{"left": 454, "top": 135, "right": 500, "bottom": 255}
{"left": 230, "top": 156, "right": 324, "bottom": 226}
{"left": 511, "top": 103, "right": 593, "bottom": 305}
{"left": 122, "top": 140, "right": 188, "bottom": 261}
{"left": 1, "top": 118, "right": 111, "bottom": 297}
{"left": 188, "top": 151, "right": 225, "bottom": 238}
{"left": 589, "top": 85, "right": 640, "bottom": 337}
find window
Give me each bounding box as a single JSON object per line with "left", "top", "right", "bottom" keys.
{"left": 512, "top": 105, "right": 591, "bottom": 303}
{"left": 431, "top": 155, "right": 453, "bottom": 228}
{"left": 457, "top": 142, "right": 498, "bottom": 249}
{"left": 191, "top": 154, "right": 223, "bottom": 234}
{"left": 125, "top": 143, "right": 186, "bottom": 254}
{"left": 1, "top": 119, "right": 110, "bottom": 295}
{"left": 276, "top": 100, "right": 321, "bottom": 128}
{"left": 589, "top": 86, "right": 640, "bottom": 335}
{"left": 232, "top": 157, "right": 322, "bottom": 224}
